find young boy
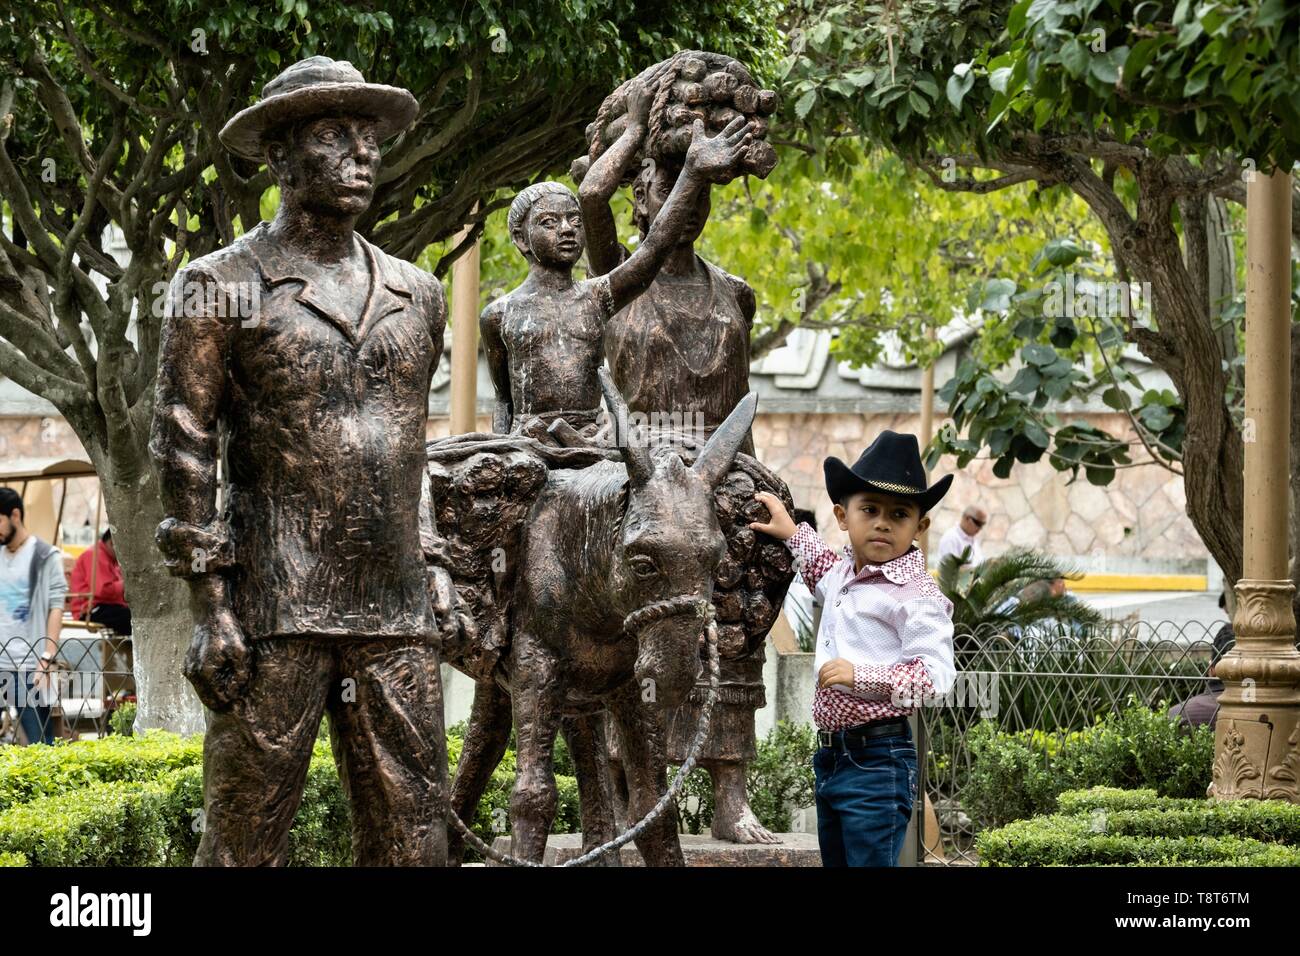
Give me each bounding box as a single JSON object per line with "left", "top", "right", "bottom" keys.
{"left": 750, "top": 430, "right": 956, "bottom": 866}
{"left": 479, "top": 78, "right": 752, "bottom": 437}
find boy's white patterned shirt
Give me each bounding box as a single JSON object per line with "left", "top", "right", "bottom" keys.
{"left": 785, "top": 522, "right": 956, "bottom": 731}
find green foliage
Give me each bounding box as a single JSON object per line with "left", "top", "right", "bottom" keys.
{"left": 704, "top": 143, "right": 1095, "bottom": 368}
{"left": 780, "top": 1, "right": 1298, "bottom": 512}
{"left": 926, "top": 232, "right": 1200, "bottom": 487}
{"left": 744, "top": 720, "right": 819, "bottom": 832}
{"left": 780, "top": 0, "right": 1300, "bottom": 167}
{"left": 0, "top": 728, "right": 583, "bottom": 865}
{"left": 0, "top": 850, "right": 28, "bottom": 866}
{"left": 0, "top": 747, "right": 348, "bottom": 866}
{"left": 937, "top": 548, "right": 1103, "bottom": 632}
{"left": 977, "top": 786, "right": 1300, "bottom": 866}
{"left": 998, "top": 0, "right": 1300, "bottom": 167}
{"left": 109, "top": 701, "right": 136, "bottom": 738}
{"left": 963, "top": 701, "right": 1214, "bottom": 830}
{"left": 0, "top": 774, "right": 180, "bottom": 866}
{"left": 677, "top": 720, "right": 817, "bottom": 834}
{"left": 0, "top": 0, "right": 783, "bottom": 259}
{"left": 0, "top": 730, "right": 202, "bottom": 812}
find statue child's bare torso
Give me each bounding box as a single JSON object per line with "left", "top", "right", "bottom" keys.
{"left": 488, "top": 275, "right": 612, "bottom": 423}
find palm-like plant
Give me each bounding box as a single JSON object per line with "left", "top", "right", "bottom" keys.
{"left": 936, "top": 549, "right": 1104, "bottom": 634}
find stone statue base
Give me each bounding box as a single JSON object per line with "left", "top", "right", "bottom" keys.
{"left": 489, "top": 832, "right": 820, "bottom": 867}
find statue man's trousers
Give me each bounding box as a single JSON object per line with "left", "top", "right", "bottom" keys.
{"left": 193, "top": 635, "right": 448, "bottom": 866}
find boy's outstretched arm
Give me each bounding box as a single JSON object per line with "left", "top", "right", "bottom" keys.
{"left": 605, "top": 116, "right": 752, "bottom": 314}
{"left": 578, "top": 79, "right": 651, "bottom": 278}
{"left": 750, "top": 491, "right": 836, "bottom": 591}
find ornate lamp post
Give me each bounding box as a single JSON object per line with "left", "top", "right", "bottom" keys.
{"left": 1210, "top": 166, "right": 1300, "bottom": 802}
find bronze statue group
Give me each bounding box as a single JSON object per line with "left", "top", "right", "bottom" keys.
{"left": 151, "top": 54, "right": 955, "bottom": 868}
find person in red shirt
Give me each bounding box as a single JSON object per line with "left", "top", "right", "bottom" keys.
{"left": 68, "top": 529, "right": 131, "bottom": 635}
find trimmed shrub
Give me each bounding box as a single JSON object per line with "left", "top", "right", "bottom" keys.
{"left": 0, "top": 745, "right": 350, "bottom": 867}
{"left": 963, "top": 701, "right": 1213, "bottom": 828}
{"left": 977, "top": 786, "right": 1300, "bottom": 866}
{"left": 0, "top": 778, "right": 174, "bottom": 865}
{"left": 0, "top": 730, "right": 584, "bottom": 865}
{"left": 1056, "top": 787, "right": 1161, "bottom": 815}
{"left": 0, "top": 850, "right": 29, "bottom": 866}
{"left": 0, "top": 731, "right": 202, "bottom": 812}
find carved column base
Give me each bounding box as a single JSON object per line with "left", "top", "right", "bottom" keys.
{"left": 1210, "top": 580, "right": 1300, "bottom": 802}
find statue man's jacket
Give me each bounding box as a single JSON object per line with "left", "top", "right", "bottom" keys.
{"left": 150, "top": 222, "right": 446, "bottom": 640}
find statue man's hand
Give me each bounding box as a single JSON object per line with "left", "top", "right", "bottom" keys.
{"left": 184, "top": 604, "right": 252, "bottom": 712}
{"left": 683, "top": 116, "right": 753, "bottom": 183}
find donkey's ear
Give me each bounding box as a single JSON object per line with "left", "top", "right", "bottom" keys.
{"left": 599, "top": 366, "right": 653, "bottom": 486}
{"left": 692, "top": 391, "right": 757, "bottom": 488}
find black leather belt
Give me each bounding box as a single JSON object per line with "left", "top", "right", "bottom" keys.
{"left": 817, "top": 718, "right": 909, "bottom": 751}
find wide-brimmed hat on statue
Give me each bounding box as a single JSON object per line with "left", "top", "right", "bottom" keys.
{"left": 219, "top": 56, "right": 418, "bottom": 161}
{"left": 824, "top": 430, "right": 952, "bottom": 513}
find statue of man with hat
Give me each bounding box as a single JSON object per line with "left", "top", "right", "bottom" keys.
{"left": 149, "top": 56, "right": 450, "bottom": 866}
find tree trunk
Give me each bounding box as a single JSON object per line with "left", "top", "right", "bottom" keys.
{"left": 98, "top": 450, "right": 204, "bottom": 735}
{"left": 1127, "top": 195, "right": 1245, "bottom": 593}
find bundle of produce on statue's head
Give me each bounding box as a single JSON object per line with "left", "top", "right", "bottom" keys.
{"left": 570, "top": 51, "right": 778, "bottom": 186}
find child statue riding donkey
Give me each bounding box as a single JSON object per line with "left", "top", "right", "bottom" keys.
{"left": 430, "top": 51, "right": 793, "bottom": 864}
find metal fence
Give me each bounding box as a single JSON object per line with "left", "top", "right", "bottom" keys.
{"left": 0, "top": 629, "right": 134, "bottom": 745}
{"left": 916, "top": 619, "right": 1224, "bottom": 866}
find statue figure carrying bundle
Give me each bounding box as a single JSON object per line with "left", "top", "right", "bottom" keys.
{"left": 429, "top": 52, "right": 792, "bottom": 861}
{"left": 577, "top": 52, "right": 787, "bottom": 843}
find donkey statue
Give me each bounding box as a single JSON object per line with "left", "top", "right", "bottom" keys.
{"left": 442, "top": 370, "right": 757, "bottom": 866}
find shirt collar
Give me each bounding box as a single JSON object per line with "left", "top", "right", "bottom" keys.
{"left": 242, "top": 223, "right": 414, "bottom": 342}
{"left": 838, "top": 543, "right": 928, "bottom": 585}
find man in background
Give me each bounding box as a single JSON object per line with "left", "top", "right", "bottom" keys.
{"left": 0, "top": 488, "right": 66, "bottom": 745}
{"left": 69, "top": 528, "right": 131, "bottom": 636}
{"left": 1168, "top": 595, "right": 1235, "bottom": 730}
{"left": 936, "top": 505, "right": 987, "bottom": 568}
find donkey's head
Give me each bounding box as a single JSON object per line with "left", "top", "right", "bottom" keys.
{"left": 599, "top": 368, "right": 757, "bottom": 707}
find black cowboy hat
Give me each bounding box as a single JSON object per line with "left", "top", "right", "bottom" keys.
{"left": 824, "top": 430, "right": 952, "bottom": 513}
{"left": 219, "top": 56, "right": 418, "bottom": 162}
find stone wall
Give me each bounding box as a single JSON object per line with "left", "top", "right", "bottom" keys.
{"left": 752, "top": 411, "right": 1207, "bottom": 571}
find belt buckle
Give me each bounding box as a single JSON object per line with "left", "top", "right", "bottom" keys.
{"left": 818, "top": 729, "right": 834, "bottom": 749}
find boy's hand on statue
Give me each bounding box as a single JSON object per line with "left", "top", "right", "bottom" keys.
{"left": 748, "top": 491, "right": 797, "bottom": 540}
{"left": 184, "top": 604, "right": 252, "bottom": 712}
{"left": 818, "top": 658, "right": 855, "bottom": 690}
{"left": 683, "top": 116, "right": 753, "bottom": 183}
{"left": 624, "top": 78, "right": 652, "bottom": 127}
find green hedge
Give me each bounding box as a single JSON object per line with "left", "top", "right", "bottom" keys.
{"left": 0, "top": 745, "right": 349, "bottom": 866}
{"left": 964, "top": 701, "right": 1214, "bottom": 829}
{"left": 977, "top": 786, "right": 1300, "bottom": 866}
{"left": 0, "top": 731, "right": 202, "bottom": 812}
{"left": 0, "top": 730, "right": 581, "bottom": 865}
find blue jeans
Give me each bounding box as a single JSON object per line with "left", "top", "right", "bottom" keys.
{"left": 813, "top": 728, "right": 917, "bottom": 866}
{"left": 0, "top": 670, "right": 55, "bottom": 745}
